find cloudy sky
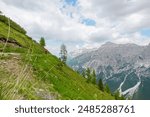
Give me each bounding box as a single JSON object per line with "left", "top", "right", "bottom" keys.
{"left": 0, "top": 0, "right": 150, "bottom": 55}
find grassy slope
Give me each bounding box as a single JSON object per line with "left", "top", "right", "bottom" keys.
{"left": 0, "top": 18, "right": 114, "bottom": 100}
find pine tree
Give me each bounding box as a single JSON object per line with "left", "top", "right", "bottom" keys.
{"left": 0, "top": 11, "right": 2, "bottom": 15}
{"left": 120, "top": 95, "right": 125, "bottom": 100}
{"left": 114, "top": 90, "right": 125, "bottom": 100}
{"left": 98, "top": 79, "right": 104, "bottom": 91}
{"left": 86, "top": 68, "right": 91, "bottom": 83}
{"left": 82, "top": 70, "right": 86, "bottom": 78}
{"left": 39, "top": 37, "right": 45, "bottom": 47}
{"left": 57, "top": 58, "right": 63, "bottom": 70}
{"left": 105, "top": 84, "right": 111, "bottom": 93}
{"left": 114, "top": 90, "right": 121, "bottom": 100}
{"left": 91, "top": 70, "right": 96, "bottom": 84}
{"left": 60, "top": 44, "right": 67, "bottom": 63}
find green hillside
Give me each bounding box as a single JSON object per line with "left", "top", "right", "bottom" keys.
{"left": 0, "top": 15, "right": 114, "bottom": 100}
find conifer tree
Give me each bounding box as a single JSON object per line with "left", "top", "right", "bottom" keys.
{"left": 114, "top": 90, "right": 120, "bottom": 100}
{"left": 82, "top": 70, "right": 86, "bottom": 78}
{"left": 98, "top": 79, "right": 104, "bottom": 91}
{"left": 0, "top": 11, "right": 2, "bottom": 15}
{"left": 105, "top": 84, "right": 111, "bottom": 93}
{"left": 60, "top": 44, "right": 67, "bottom": 63}
{"left": 86, "top": 68, "right": 91, "bottom": 83}
{"left": 39, "top": 37, "right": 45, "bottom": 47}
{"left": 114, "top": 90, "right": 125, "bottom": 100}
{"left": 120, "top": 95, "right": 125, "bottom": 100}
{"left": 91, "top": 70, "right": 96, "bottom": 84}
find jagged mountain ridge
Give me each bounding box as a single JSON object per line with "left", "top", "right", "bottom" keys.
{"left": 68, "top": 42, "right": 150, "bottom": 99}
{"left": 69, "top": 47, "right": 98, "bottom": 59}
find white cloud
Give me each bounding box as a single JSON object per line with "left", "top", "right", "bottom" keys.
{"left": 0, "top": 0, "right": 150, "bottom": 55}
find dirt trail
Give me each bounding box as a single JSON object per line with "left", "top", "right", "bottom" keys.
{"left": 0, "top": 53, "right": 60, "bottom": 99}
{"left": 0, "top": 53, "right": 21, "bottom": 77}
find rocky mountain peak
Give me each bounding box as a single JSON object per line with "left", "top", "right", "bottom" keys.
{"left": 101, "top": 42, "right": 116, "bottom": 47}
{"left": 68, "top": 42, "right": 150, "bottom": 99}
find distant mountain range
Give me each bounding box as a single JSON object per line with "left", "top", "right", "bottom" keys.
{"left": 68, "top": 42, "right": 150, "bottom": 100}
{"left": 69, "top": 47, "right": 98, "bottom": 58}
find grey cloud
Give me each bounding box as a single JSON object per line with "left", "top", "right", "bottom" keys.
{"left": 0, "top": 0, "right": 150, "bottom": 54}
{"left": 89, "top": 30, "right": 112, "bottom": 43}
{"left": 1, "top": 0, "right": 45, "bottom": 11}
{"left": 88, "top": 0, "right": 150, "bottom": 35}
{"left": 91, "top": 36, "right": 110, "bottom": 43}
{"left": 91, "top": 0, "right": 150, "bottom": 20}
